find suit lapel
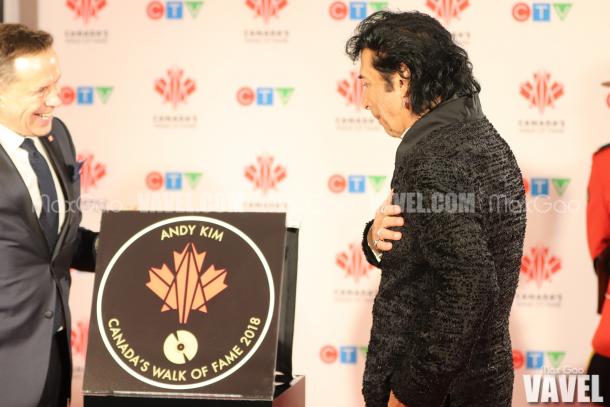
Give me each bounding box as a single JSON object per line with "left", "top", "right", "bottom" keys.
{"left": 0, "top": 142, "right": 50, "bottom": 256}
{"left": 39, "top": 134, "right": 74, "bottom": 260}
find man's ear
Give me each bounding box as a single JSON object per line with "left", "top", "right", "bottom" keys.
{"left": 398, "top": 63, "right": 410, "bottom": 98}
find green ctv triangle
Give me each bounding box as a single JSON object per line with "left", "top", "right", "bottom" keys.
{"left": 368, "top": 176, "right": 387, "bottom": 192}
{"left": 184, "top": 172, "right": 203, "bottom": 189}
{"left": 369, "top": 2, "right": 389, "bottom": 12}
{"left": 547, "top": 351, "right": 566, "bottom": 368}
{"left": 276, "top": 88, "right": 295, "bottom": 105}
{"left": 185, "top": 1, "right": 204, "bottom": 18}
{"left": 551, "top": 178, "right": 570, "bottom": 197}
{"left": 95, "top": 87, "right": 113, "bottom": 104}
{"left": 553, "top": 3, "right": 572, "bottom": 21}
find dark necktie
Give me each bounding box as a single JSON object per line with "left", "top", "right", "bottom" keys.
{"left": 20, "top": 138, "right": 59, "bottom": 251}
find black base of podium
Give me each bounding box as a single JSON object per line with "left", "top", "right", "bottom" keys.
{"left": 83, "top": 376, "right": 305, "bottom": 407}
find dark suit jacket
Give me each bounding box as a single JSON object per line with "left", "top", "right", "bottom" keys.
{"left": 0, "top": 118, "right": 97, "bottom": 407}
{"left": 361, "top": 95, "right": 526, "bottom": 407}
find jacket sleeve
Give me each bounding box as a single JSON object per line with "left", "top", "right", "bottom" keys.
{"left": 362, "top": 219, "right": 382, "bottom": 268}
{"left": 587, "top": 153, "right": 610, "bottom": 313}
{"left": 391, "top": 158, "right": 498, "bottom": 407}
{"left": 70, "top": 227, "right": 98, "bottom": 272}
{"left": 587, "top": 153, "right": 610, "bottom": 262}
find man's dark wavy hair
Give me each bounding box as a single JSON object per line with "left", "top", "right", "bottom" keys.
{"left": 346, "top": 10, "right": 480, "bottom": 115}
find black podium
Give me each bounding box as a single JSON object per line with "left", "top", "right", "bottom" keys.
{"left": 83, "top": 212, "right": 304, "bottom": 407}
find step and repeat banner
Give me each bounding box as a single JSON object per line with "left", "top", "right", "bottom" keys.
{"left": 33, "top": 0, "right": 610, "bottom": 406}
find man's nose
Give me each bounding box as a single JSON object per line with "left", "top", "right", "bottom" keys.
{"left": 45, "top": 84, "right": 62, "bottom": 108}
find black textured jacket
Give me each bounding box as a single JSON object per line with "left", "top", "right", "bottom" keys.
{"left": 361, "top": 95, "right": 526, "bottom": 407}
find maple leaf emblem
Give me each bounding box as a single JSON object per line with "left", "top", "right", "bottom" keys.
{"left": 70, "top": 320, "right": 90, "bottom": 357}
{"left": 336, "top": 243, "right": 374, "bottom": 281}
{"left": 426, "top": 0, "right": 469, "bottom": 26}
{"left": 146, "top": 243, "right": 228, "bottom": 324}
{"left": 520, "top": 72, "right": 564, "bottom": 114}
{"left": 337, "top": 71, "right": 363, "bottom": 110}
{"left": 66, "top": 0, "right": 107, "bottom": 25}
{"left": 154, "top": 68, "right": 197, "bottom": 110}
{"left": 77, "top": 153, "right": 106, "bottom": 193}
{"left": 245, "top": 155, "right": 287, "bottom": 194}
{"left": 520, "top": 246, "right": 561, "bottom": 288}
{"left": 245, "top": 0, "right": 288, "bottom": 24}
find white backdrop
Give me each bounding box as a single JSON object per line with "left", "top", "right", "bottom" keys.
{"left": 30, "top": 1, "right": 610, "bottom": 406}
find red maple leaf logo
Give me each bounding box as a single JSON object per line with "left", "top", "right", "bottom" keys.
{"left": 245, "top": 0, "right": 288, "bottom": 24}
{"left": 71, "top": 320, "right": 89, "bottom": 357}
{"left": 66, "top": 0, "right": 107, "bottom": 25}
{"left": 426, "top": 0, "right": 469, "bottom": 26}
{"left": 244, "top": 155, "right": 287, "bottom": 194}
{"left": 77, "top": 153, "right": 106, "bottom": 193}
{"left": 337, "top": 71, "right": 364, "bottom": 110}
{"left": 336, "top": 243, "right": 374, "bottom": 282}
{"left": 520, "top": 246, "right": 561, "bottom": 288}
{"left": 154, "top": 68, "right": 197, "bottom": 110}
{"left": 520, "top": 72, "right": 564, "bottom": 114}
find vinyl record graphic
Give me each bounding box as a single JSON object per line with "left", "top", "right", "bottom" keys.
{"left": 163, "top": 330, "right": 198, "bottom": 365}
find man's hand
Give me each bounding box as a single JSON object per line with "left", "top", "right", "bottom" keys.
{"left": 388, "top": 391, "right": 407, "bottom": 407}
{"left": 368, "top": 190, "right": 404, "bottom": 253}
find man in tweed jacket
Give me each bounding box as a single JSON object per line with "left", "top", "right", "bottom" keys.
{"left": 345, "top": 11, "right": 527, "bottom": 407}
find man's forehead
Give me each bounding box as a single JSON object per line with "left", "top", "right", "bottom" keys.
{"left": 13, "top": 50, "right": 58, "bottom": 71}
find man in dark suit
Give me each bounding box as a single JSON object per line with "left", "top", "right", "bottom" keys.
{"left": 346, "top": 11, "right": 526, "bottom": 407}
{"left": 0, "top": 24, "right": 97, "bottom": 407}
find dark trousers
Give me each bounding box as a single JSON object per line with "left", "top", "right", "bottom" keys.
{"left": 38, "top": 331, "right": 69, "bottom": 407}
{"left": 588, "top": 353, "right": 610, "bottom": 406}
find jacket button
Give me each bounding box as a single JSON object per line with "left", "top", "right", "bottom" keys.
{"left": 44, "top": 310, "right": 54, "bottom": 319}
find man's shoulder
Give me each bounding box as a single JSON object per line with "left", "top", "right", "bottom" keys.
{"left": 594, "top": 143, "right": 610, "bottom": 157}
{"left": 593, "top": 143, "right": 610, "bottom": 168}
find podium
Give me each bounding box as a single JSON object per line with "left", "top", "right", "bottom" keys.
{"left": 82, "top": 212, "right": 304, "bottom": 406}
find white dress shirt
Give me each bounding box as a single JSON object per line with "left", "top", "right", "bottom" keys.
{"left": 0, "top": 123, "right": 66, "bottom": 233}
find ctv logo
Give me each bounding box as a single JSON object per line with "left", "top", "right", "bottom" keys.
{"left": 425, "top": 0, "right": 470, "bottom": 26}
{"left": 520, "top": 72, "right": 564, "bottom": 114}
{"left": 328, "top": 1, "right": 388, "bottom": 21}
{"left": 521, "top": 246, "right": 561, "bottom": 288}
{"left": 336, "top": 242, "right": 374, "bottom": 282}
{"left": 66, "top": 0, "right": 107, "bottom": 25}
{"left": 512, "top": 2, "right": 572, "bottom": 22}
{"left": 77, "top": 153, "right": 106, "bottom": 193}
{"left": 146, "top": 171, "right": 203, "bottom": 191}
{"left": 244, "top": 156, "right": 287, "bottom": 194}
{"left": 523, "top": 177, "right": 570, "bottom": 197}
{"left": 320, "top": 345, "right": 368, "bottom": 364}
{"left": 338, "top": 71, "right": 364, "bottom": 110}
{"left": 71, "top": 320, "right": 90, "bottom": 358}
{"left": 328, "top": 174, "right": 386, "bottom": 193}
{"left": 154, "top": 68, "right": 196, "bottom": 109}
{"left": 147, "top": 1, "right": 204, "bottom": 19}
{"left": 59, "top": 86, "right": 113, "bottom": 105}
{"left": 236, "top": 86, "right": 295, "bottom": 106}
{"left": 245, "top": 0, "right": 287, "bottom": 24}
{"left": 513, "top": 350, "right": 566, "bottom": 370}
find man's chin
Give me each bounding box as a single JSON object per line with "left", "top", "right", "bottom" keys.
{"left": 29, "top": 124, "right": 54, "bottom": 137}
{"left": 383, "top": 128, "right": 403, "bottom": 138}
